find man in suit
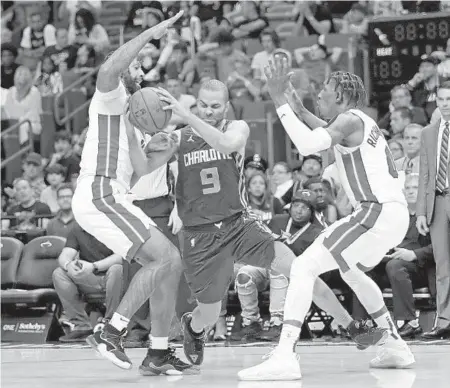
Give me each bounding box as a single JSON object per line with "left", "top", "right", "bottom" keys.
{"left": 417, "top": 80, "right": 450, "bottom": 339}
{"left": 395, "top": 124, "right": 423, "bottom": 175}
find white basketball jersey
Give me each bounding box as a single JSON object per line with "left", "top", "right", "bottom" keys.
{"left": 333, "top": 109, "right": 406, "bottom": 207}
{"left": 79, "top": 82, "right": 134, "bottom": 190}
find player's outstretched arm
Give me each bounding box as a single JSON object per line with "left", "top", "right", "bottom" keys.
{"left": 96, "top": 11, "right": 183, "bottom": 93}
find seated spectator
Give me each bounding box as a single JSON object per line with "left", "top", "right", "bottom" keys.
{"left": 48, "top": 131, "right": 81, "bottom": 182}
{"left": 377, "top": 86, "right": 428, "bottom": 133}
{"left": 165, "top": 77, "right": 196, "bottom": 131}
{"left": 68, "top": 7, "right": 109, "bottom": 55}
{"left": 341, "top": 3, "right": 369, "bottom": 35}
{"left": 179, "top": 1, "right": 201, "bottom": 44}
{"left": 251, "top": 29, "right": 280, "bottom": 89}
{"left": 5, "top": 178, "right": 51, "bottom": 231}
{"left": 3, "top": 66, "right": 42, "bottom": 147}
{"left": 22, "top": 152, "right": 47, "bottom": 200}
{"left": 389, "top": 107, "right": 412, "bottom": 140}
{"left": 46, "top": 183, "right": 75, "bottom": 238}
{"left": 395, "top": 124, "right": 423, "bottom": 174}
{"left": 304, "top": 177, "right": 338, "bottom": 226}
{"left": 300, "top": 154, "right": 323, "bottom": 179}
{"left": 293, "top": 1, "right": 336, "bottom": 36}
{"left": 226, "top": 55, "right": 260, "bottom": 102}
{"left": 43, "top": 27, "right": 78, "bottom": 72}
{"left": 40, "top": 164, "right": 67, "bottom": 213}
{"left": 388, "top": 139, "right": 405, "bottom": 161}
{"left": 352, "top": 174, "right": 434, "bottom": 338}
{"left": 73, "top": 43, "right": 97, "bottom": 95}
{"left": 1, "top": 43, "right": 19, "bottom": 89}
{"left": 246, "top": 171, "right": 273, "bottom": 222}
{"left": 34, "top": 55, "right": 63, "bottom": 97}
{"left": 124, "top": 1, "right": 165, "bottom": 32}
{"left": 243, "top": 154, "right": 268, "bottom": 180}
{"left": 164, "top": 42, "right": 196, "bottom": 88}
{"left": 406, "top": 55, "right": 446, "bottom": 120}
{"left": 18, "top": 7, "right": 56, "bottom": 70}
{"left": 229, "top": 0, "right": 268, "bottom": 39}
{"left": 271, "top": 161, "right": 294, "bottom": 214}
{"left": 52, "top": 221, "right": 123, "bottom": 342}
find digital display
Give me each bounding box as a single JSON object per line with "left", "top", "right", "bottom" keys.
{"left": 368, "top": 12, "right": 450, "bottom": 105}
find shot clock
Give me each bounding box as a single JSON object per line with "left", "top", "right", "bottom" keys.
{"left": 368, "top": 12, "right": 449, "bottom": 105}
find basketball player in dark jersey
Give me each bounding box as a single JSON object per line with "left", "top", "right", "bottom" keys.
{"left": 149, "top": 81, "right": 386, "bottom": 367}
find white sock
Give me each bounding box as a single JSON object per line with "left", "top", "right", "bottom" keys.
{"left": 278, "top": 324, "right": 300, "bottom": 352}
{"left": 372, "top": 307, "right": 400, "bottom": 339}
{"left": 408, "top": 319, "right": 419, "bottom": 328}
{"left": 109, "top": 313, "right": 130, "bottom": 332}
{"left": 149, "top": 336, "right": 168, "bottom": 350}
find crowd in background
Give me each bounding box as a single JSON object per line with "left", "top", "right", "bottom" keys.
{"left": 1, "top": 0, "right": 450, "bottom": 343}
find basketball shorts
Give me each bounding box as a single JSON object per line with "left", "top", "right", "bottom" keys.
{"left": 72, "top": 176, "right": 156, "bottom": 261}
{"left": 182, "top": 212, "right": 275, "bottom": 303}
{"left": 315, "top": 201, "right": 409, "bottom": 273}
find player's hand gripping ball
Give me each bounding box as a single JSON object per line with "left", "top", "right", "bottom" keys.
{"left": 144, "top": 132, "right": 178, "bottom": 154}
{"left": 128, "top": 87, "right": 172, "bottom": 134}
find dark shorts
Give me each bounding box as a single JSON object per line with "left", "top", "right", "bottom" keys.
{"left": 182, "top": 213, "right": 275, "bottom": 303}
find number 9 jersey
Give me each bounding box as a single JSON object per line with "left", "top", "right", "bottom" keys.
{"left": 175, "top": 121, "right": 247, "bottom": 227}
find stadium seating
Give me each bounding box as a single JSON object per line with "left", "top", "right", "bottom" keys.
{"left": 1, "top": 237, "right": 24, "bottom": 290}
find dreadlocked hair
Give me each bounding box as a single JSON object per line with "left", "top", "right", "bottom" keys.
{"left": 327, "top": 71, "right": 367, "bottom": 108}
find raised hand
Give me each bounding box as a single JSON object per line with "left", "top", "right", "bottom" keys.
{"left": 264, "top": 54, "right": 292, "bottom": 106}
{"left": 149, "top": 11, "right": 184, "bottom": 40}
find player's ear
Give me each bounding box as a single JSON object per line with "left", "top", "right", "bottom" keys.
{"left": 336, "top": 91, "right": 342, "bottom": 103}
{"left": 224, "top": 101, "right": 230, "bottom": 117}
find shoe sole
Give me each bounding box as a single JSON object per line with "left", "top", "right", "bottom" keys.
{"left": 370, "top": 358, "right": 415, "bottom": 369}
{"left": 181, "top": 314, "right": 204, "bottom": 366}
{"left": 86, "top": 335, "right": 132, "bottom": 370}
{"left": 238, "top": 372, "right": 302, "bottom": 381}
{"left": 139, "top": 363, "right": 201, "bottom": 376}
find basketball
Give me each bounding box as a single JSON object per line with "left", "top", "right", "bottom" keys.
{"left": 128, "top": 87, "right": 172, "bottom": 134}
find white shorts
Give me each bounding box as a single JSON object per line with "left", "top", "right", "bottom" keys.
{"left": 315, "top": 201, "right": 409, "bottom": 273}
{"left": 72, "top": 176, "right": 156, "bottom": 261}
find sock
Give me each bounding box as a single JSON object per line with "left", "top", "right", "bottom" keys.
{"left": 408, "top": 319, "right": 419, "bottom": 328}
{"left": 371, "top": 306, "right": 400, "bottom": 339}
{"left": 190, "top": 309, "right": 206, "bottom": 334}
{"left": 149, "top": 335, "right": 168, "bottom": 350}
{"left": 109, "top": 313, "right": 130, "bottom": 332}
{"left": 278, "top": 324, "right": 301, "bottom": 352}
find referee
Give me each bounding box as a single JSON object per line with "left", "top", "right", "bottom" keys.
{"left": 124, "top": 129, "right": 183, "bottom": 346}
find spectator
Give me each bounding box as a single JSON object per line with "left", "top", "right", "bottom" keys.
{"left": 34, "top": 55, "right": 64, "bottom": 97}
{"left": 388, "top": 139, "right": 405, "bottom": 161}
{"left": 73, "top": 43, "right": 97, "bottom": 94}
{"left": 58, "top": 0, "right": 102, "bottom": 25}
{"left": 243, "top": 154, "right": 268, "bottom": 180}
{"left": 246, "top": 171, "right": 273, "bottom": 222}
{"left": 417, "top": 81, "right": 450, "bottom": 340}
{"left": 22, "top": 152, "right": 47, "bottom": 200}
{"left": 378, "top": 86, "right": 428, "bottom": 133}
{"left": 293, "top": 1, "right": 336, "bottom": 36}
{"left": 1, "top": 43, "right": 19, "bottom": 89}
{"left": 5, "top": 178, "right": 51, "bottom": 231}
{"left": 390, "top": 107, "right": 412, "bottom": 140}
{"left": 43, "top": 27, "right": 78, "bottom": 72}
{"left": 341, "top": 3, "right": 369, "bottom": 35}
{"left": 3, "top": 66, "right": 42, "bottom": 147}
{"left": 40, "top": 164, "right": 67, "bottom": 213}
{"left": 370, "top": 1, "right": 404, "bottom": 17}
{"left": 165, "top": 77, "right": 196, "bottom": 131}
{"left": 19, "top": 7, "right": 56, "bottom": 70}
{"left": 164, "top": 42, "right": 196, "bottom": 88}
{"left": 271, "top": 161, "right": 294, "bottom": 213}
{"left": 226, "top": 55, "right": 260, "bottom": 102}
{"left": 435, "top": 38, "right": 450, "bottom": 78}
{"left": 124, "top": 1, "right": 165, "bottom": 32}
{"left": 300, "top": 154, "right": 323, "bottom": 179}
{"left": 48, "top": 131, "right": 81, "bottom": 182}
{"left": 304, "top": 177, "right": 338, "bottom": 226}
{"left": 68, "top": 7, "right": 109, "bottom": 55}
{"left": 46, "top": 184, "right": 76, "bottom": 238}
{"left": 229, "top": 0, "right": 268, "bottom": 39}
{"left": 406, "top": 55, "right": 446, "bottom": 120}
{"left": 395, "top": 124, "right": 423, "bottom": 174}
{"left": 251, "top": 29, "right": 280, "bottom": 86}
{"left": 52, "top": 221, "right": 123, "bottom": 342}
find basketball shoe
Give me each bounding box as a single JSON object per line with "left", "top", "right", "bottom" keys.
{"left": 139, "top": 348, "right": 201, "bottom": 376}
{"left": 181, "top": 312, "right": 206, "bottom": 365}
{"left": 86, "top": 324, "right": 132, "bottom": 369}
{"left": 346, "top": 320, "right": 389, "bottom": 350}
{"left": 369, "top": 335, "right": 415, "bottom": 369}
{"left": 238, "top": 347, "right": 302, "bottom": 381}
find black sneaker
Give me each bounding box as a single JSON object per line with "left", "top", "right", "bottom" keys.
{"left": 346, "top": 320, "right": 388, "bottom": 350}
{"left": 86, "top": 324, "right": 132, "bottom": 369}
{"left": 257, "top": 324, "right": 282, "bottom": 342}
{"left": 139, "top": 348, "right": 200, "bottom": 376}
{"left": 181, "top": 313, "right": 206, "bottom": 365}
{"left": 230, "top": 321, "right": 262, "bottom": 342}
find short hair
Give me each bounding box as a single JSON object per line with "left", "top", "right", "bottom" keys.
{"left": 403, "top": 123, "right": 424, "bottom": 134}
{"left": 326, "top": 71, "right": 366, "bottom": 107}
{"left": 438, "top": 80, "right": 450, "bottom": 91}
{"left": 392, "top": 107, "right": 413, "bottom": 121}
{"left": 259, "top": 29, "right": 281, "bottom": 48}
{"left": 45, "top": 163, "right": 67, "bottom": 176}
{"left": 13, "top": 178, "right": 31, "bottom": 188}
{"left": 404, "top": 173, "right": 419, "bottom": 185}
{"left": 211, "top": 28, "right": 234, "bottom": 45}
{"left": 304, "top": 177, "right": 323, "bottom": 189}
{"left": 388, "top": 138, "right": 404, "bottom": 151}
{"left": 57, "top": 183, "right": 74, "bottom": 197}
{"left": 390, "top": 85, "right": 411, "bottom": 97}
{"left": 55, "top": 130, "right": 71, "bottom": 143}
{"left": 273, "top": 161, "right": 292, "bottom": 173}
{"left": 199, "top": 79, "right": 229, "bottom": 102}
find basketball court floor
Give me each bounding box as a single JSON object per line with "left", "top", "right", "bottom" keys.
{"left": 2, "top": 341, "right": 449, "bottom": 388}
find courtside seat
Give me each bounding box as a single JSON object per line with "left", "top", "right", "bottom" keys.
{"left": 382, "top": 287, "right": 432, "bottom": 299}
{"left": 1, "top": 236, "right": 66, "bottom": 307}
{"left": 1, "top": 237, "right": 24, "bottom": 290}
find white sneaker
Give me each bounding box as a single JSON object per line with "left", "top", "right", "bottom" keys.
{"left": 370, "top": 335, "right": 415, "bottom": 369}
{"left": 238, "top": 348, "right": 302, "bottom": 381}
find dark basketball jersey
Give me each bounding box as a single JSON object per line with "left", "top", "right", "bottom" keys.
{"left": 176, "top": 121, "right": 247, "bottom": 227}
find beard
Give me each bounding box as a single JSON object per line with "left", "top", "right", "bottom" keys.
{"left": 121, "top": 71, "right": 141, "bottom": 95}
